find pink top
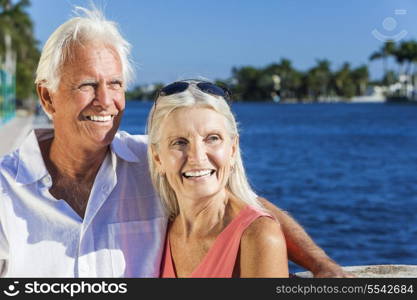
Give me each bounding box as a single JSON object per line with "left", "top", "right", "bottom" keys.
{"left": 160, "top": 205, "right": 273, "bottom": 278}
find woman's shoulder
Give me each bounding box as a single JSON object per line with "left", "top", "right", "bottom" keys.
{"left": 238, "top": 207, "right": 289, "bottom": 277}
{"left": 241, "top": 211, "right": 284, "bottom": 246}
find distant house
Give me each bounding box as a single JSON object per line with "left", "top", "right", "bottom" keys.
{"left": 351, "top": 86, "right": 386, "bottom": 103}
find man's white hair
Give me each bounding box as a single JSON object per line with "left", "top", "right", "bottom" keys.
{"left": 35, "top": 6, "right": 134, "bottom": 93}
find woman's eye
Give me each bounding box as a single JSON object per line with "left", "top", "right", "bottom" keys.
{"left": 207, "top": 135, "right": 221, "bottom": 143}
{"left": 172, "top": 139, "right": 187, "bottom": 146}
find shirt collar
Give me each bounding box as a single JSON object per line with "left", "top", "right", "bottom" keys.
{"left": 16, "top": 129, "right": 50, "bottom": 184}
{"left": 16, "top": 129, "right": 141, "bottom": 184}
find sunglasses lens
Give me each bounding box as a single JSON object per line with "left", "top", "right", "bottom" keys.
{"left": 197, "top": 82, "right": 229, "bottom": 99}
{"left": 158, "top": 81, "right": 231, "bottom": 102}
{"left": 160, "top": 82, "right": 189, "bottom": 96}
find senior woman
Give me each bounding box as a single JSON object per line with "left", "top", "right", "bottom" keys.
{"left": 147, "top": 80, "right": 288, "bottom": 277}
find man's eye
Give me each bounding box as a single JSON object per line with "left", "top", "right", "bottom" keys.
{"left": 109, "top": 81, "right": 123, "bottom": 90}
{"left": 79, "top": 83, "right": 96, "bottom": 92}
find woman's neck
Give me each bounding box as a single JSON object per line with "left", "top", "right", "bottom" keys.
{"left": 174, "top": 190, "right": 231, "bottom": 238}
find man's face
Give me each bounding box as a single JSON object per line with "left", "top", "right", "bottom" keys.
{"left": 48, "top": 42, "right": 125, "bottom": 149}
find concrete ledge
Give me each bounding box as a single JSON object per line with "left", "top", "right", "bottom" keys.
{"left": 295, "top": 265, "right": 417, "bottom": 278}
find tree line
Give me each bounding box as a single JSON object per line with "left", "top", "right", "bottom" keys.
{"left": 129, "top": 40, "right": 417, "bottom": 102}
{"left": 0, "top": 0, "right": 40, "bottom": 101}
{"left": 127, "top": 59, "right": 370, "bottom": 102}
{"left": 1, "top": 1, "right": 416, "bottom": 103}
{"left": 370, "top": 40, "right": 417, "bottom": 99}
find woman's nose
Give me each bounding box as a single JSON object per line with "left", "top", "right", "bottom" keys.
{"left": 187, "top": 140, "right": 207, "bottom": 163}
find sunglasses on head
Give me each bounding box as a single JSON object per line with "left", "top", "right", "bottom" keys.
{"left": 157, "top": 80, "right": 231, "bottom": 102}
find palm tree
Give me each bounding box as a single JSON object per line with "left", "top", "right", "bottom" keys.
{"left": 0, "top": 0, "right": 40, "bottom": 100}
{"left": 369, "top": 40, "right": 395, "bottom": 79}
{"left": 350, "top": 65, "right": 369, "bottom": 96}
{"left": 390, "top": 40, "right": 417, "bottom": 97}
{"left": 304, "top": 59, "right": 332, "bottom": 101}
{"left": 231, "top": 66, "right": 266, "bottom": 101}
{"left": 333, "top": 63, "right": 356, "bottom": 99}
{"left": 264, "top": 58, "right": 301, "bottom": 101}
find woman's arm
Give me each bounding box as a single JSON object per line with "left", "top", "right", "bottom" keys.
{"left": 239, "top": 217, "right": 289, "bottom": 278}
{"left": 258, "top": 197, "right": 353, "bottom": 277}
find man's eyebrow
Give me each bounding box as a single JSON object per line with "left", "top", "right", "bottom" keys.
{"left": 109, "top": 76, "right": 124, "bottom": 81}
{"left": 79, "top": 79, "right": 97, "bottom": 83}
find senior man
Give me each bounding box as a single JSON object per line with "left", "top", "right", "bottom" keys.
{"left": 0, "top": 8, "right": 349, "bottom": 277}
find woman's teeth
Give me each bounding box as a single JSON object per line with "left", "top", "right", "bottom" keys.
{"left": 183, "top": 169, "right": 214, "bottom": 178}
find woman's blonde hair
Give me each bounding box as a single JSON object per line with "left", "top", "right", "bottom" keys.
{"left": 146, "top": 80, "right": 263, "bottom": 219}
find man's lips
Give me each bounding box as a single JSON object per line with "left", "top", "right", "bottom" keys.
{"left": 84, "top": 114, "right": 117, "bottom": 122}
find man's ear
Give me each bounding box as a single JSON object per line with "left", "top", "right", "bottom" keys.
{"left": 37, "top": 84, "right": 55, "bottom": 116}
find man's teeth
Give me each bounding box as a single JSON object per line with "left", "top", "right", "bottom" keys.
{"left": 184, "top": 170, "right": 213, "bottom": 178}
{"left": 86, "top": 115, "right": 113, "bottom": 122}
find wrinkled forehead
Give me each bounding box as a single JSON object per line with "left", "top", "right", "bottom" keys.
{"left": 59, "top": 41, "right": 123, "bottom": 78}
{"left": 61, "top": 40, "right": 121, "bottom": 69}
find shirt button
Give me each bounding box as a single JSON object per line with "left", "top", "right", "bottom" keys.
{"left": 42, "top": 176, "right": 52, "bottom": 185}
{"left": 101, "top": 184, "right": 109, "bottom": 192}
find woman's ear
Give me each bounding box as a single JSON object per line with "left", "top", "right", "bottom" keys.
{"left": 151, "top": 144, "right": 164, "bottom": 175}
{"left": 37, "top": 84, "right": 56, "bottom": 116}
{"left": 231, "top": 135, "right": 239, "bottom": 165}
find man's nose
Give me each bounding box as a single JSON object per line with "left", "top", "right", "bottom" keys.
{"left": 92, "top": 84, "right": 112, "bottom": 107}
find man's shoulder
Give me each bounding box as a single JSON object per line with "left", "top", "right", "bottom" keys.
{"left": 116, "top": 131, "right": 148, "bottom": 144}
{"left": 113, "top": 131, "right": 149, "bottom": 162}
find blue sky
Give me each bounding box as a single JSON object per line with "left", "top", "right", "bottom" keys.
{"left": 27, "top": 0, "right": 417, "bottom": 87}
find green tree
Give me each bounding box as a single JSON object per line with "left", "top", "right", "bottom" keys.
{"left": 0, "top": 0, "right": 40, "bottom": 100}
{"left": 264, "top": 58, "right": 301, "bottom": 101}
{"left": 125, "top": 83, "right": 164, "bottom": 101}
{"left": 369, "top": 40, "right": 395, "bottom": 76}
{"left": 305, "top": 59, "right": 332, "bottom": 101}
{"left": 389, "top": 40, "right": 417, "bottom": 97}
{"left": 350, "top": 65, "right": 369, "bottom": 96}
{"left": 333, "top": 63, "right": 356, "bottom": 99}
{"left": 231, "top": 66, "right": 266, "bottom": 101}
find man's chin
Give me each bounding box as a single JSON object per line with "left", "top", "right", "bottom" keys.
{"left": 88, "top": 128, "right": 118, "bottom": 148}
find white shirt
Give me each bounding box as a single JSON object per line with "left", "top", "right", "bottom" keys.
{"left": 0, "top": 129, "right": 167, "bottom": 277}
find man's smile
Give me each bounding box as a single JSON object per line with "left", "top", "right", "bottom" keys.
{"left": 84, "top": 114, "right": 117, "bottom": 122}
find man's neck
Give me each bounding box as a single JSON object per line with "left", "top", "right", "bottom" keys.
{"left": 39, "top": 137, "right": 109, "bottom": 218}
{"left": 42, "top": 137, "right": 108, "bottom": 181}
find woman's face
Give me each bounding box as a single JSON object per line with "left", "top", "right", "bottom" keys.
{"left": 153, "top": 107, "right": 237, "bottom": 202}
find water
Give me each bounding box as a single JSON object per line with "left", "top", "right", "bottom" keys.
{"left": 121, "top": 101, "right": 417, "bottom": 273}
